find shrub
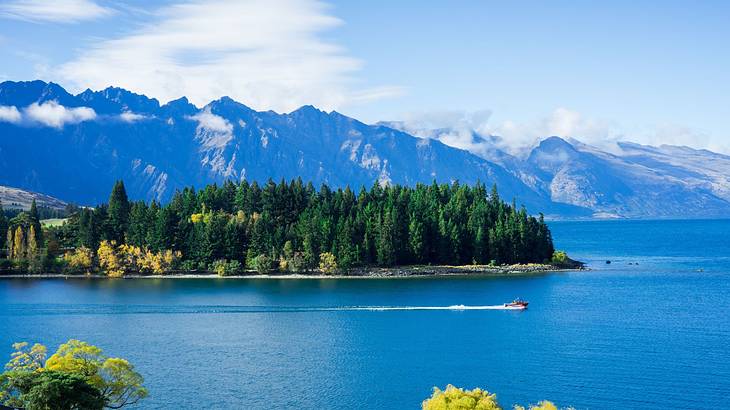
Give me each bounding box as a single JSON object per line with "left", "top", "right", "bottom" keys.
{"left": 551, "top": 250, "right": 569, "bottom": 266}
{"left": 318, "top": 252, "right": 338, "bottom": 274}
{"left": 252, "top": 254, "right": 274, "bottom": 274}
{"left": 287, "top": 252, "right": 308, "bottom": 273}
{"left": 179, "top": 260, "right": 197, "bottom": 272}
{"left": 211, "top": 259, "right": 242, "bottom": 276}
{"left": 211, "top": 260, "right": 227, "bottom": 276}
{"left": 212, "top": 259, "right": 242, "bottom": 277}
{"left": 64, "top": 247, "right": 95, "bottom": 274}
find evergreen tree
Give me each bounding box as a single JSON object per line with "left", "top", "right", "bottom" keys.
{"left": 1, "top": 178, "right": 557, "bottom": 273}
{"left": 376, "top": 211, "right": 396, "bottom": 266}
{"left": 408, "top": 217, "right": 425, "bottom": 263}
{"left": 107, "top": 180, "right": 130, "bottom": 243}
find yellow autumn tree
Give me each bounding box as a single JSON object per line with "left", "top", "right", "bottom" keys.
{"left": 64, "top": 247, "right": 95, "bottom": 274}
{"left": 27, "top": 225, "right": 38, "bottom": 259}
{"left": 4, "top": 342, "right": 47, "bottom": 373}
{"left": 422, "top": 385, "right": 502, "bottom": 410}
{"left": 31, "top": 339, "right": 147, "bottom": 408}
{"left": 12, "top": 226, "right": 25, "bottom": 260}
{"left": 514, "top": 402, "right": 560, "bottom": 410}
{"left": 139, "top": 248, "right": 181, "bottom": 274}
{"left": 319, "top": 252, "right": 338, "bottom": 274}
{"left": 97, "top": 240, "right": 124, "bottom": 277}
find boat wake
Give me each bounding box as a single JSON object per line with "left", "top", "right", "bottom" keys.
{"left": 6, "top": 303, "right": 526, "bottom": 316}
{"left": 330, "top": 305, "right": 525, "bottom": 311}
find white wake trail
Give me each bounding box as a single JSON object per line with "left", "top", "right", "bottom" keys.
{"left": 329, "top": 304, "right": 525, "bottom": 311}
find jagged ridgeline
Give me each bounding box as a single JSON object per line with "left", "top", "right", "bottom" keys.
{"left": 60, "top": 179, "right": 554, "bottom": 271}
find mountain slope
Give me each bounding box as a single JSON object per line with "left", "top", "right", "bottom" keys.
{"left": 0, "top": 185, "right": 67, "bottom": 210}
{"left": 3, "top": 80, "right": 728, "bottom": 218}
{"left": 384, "top": 119, "right": 730, "bottom": 218}
{"left": 0, "top": 81, "right": 584, "bottom": 216}
{"left": 527, "top": 137, "right": 730, "bottom": 218}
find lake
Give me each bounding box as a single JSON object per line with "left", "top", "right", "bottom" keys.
{"left": 1, "top": 219, "right": 729, "bottom": 409}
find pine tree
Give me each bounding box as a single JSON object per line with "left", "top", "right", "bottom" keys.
{"left": 127, "top": 202, "right": 150, "bottom": 247}
{"left": 376, "top": 211, "right": 396, "bottom": 266}
{"left": 108, "top": 180, "right": 130, "bottom": 243}
{"left": 408, "top": 217, "right": 425, "bottom": 263}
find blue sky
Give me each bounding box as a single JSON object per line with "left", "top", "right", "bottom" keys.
{"left": 1, "top": 0, "right": 728, "bottom": 151}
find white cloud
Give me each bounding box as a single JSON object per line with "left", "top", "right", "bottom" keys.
{"left": 119, "top": 111, "right": 147, "bottom": 122}
{"left": 395, "top": 108, "right": 629, "bottom": 157}
{"left": 24, "top": 101, "right": 96, "bottom": 128}
{"left": 188, "top": 108, "right": 232, "bottom": 134}
{"left": 57, "top": 0, "right": 400, "bottom": 113}
{"left": 0, "top": 105, "right": 22, "bottom": 123}
{"left": 486, "top": 108, "right": 619, "bottom": 153}
{"left": 394, "top": 109, "right": 498, "bottom": 158}
{"left": 0, "top": 0, "right": 113, "bottom": 23}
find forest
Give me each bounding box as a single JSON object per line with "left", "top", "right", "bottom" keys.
{"left": 0, "top": 179, "right": 557, "bottom": 276}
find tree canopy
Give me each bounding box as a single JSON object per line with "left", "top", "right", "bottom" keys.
{"left": 0, "top": 340, "right": 147, "bottom": 409}
{"left": 422, "top": 385, "right": 563, "bottom": 410}
{"left": 4, "top": 178, "right": 559, "bottom": 275}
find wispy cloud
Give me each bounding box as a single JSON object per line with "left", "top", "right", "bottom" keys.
{"left": 188, "top": 108, "right": 232, "bottom": 134}
{"left": 24, "top": 101, "right": 96, "bottom": 128}
{"left": 0, "top": 0, "right": 114, "bottom": 23}
{"left": 490, "top": 108, "right": 620, "bottom": 153}
{"left": 396, "top": 108, "right": 626, "bottom": 156}
{"left": 57, "top": 0, "right": 400, "bottom": 112}
{"left": 119, "top": 111, "right": 147, "bottom": 123}
{"left": 0, "top": 105, "right": 22, "bottom": 123}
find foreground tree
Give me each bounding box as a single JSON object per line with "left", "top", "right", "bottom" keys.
{"left": 422, "top": 385, "right": 501, "bottom": 410}
{"left": 422, "top": 385, "right": 562, "bottom": 410}
{"left": 2, "top": 371, "right": 105, "bottom": 410}
{"left": 0, "top": 340, "right": 147, "bottom": 409}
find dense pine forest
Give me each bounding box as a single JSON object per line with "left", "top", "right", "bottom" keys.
{"left": 0, "top": 179, "right": 558, "bottom": 275}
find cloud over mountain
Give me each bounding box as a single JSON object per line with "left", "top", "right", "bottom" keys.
{"left": 24, "top": 101, "right": 96, "bottom": 128}
{"left": 0, "top": 105, "right": 21, "bottom": 123}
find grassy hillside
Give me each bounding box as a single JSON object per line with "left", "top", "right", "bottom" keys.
{"left": 0, "top": 185, "right": 67, "bottom": 210}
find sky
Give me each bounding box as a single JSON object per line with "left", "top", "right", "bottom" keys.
{"left": 0, "top": 0, "right": 729, "bottom": 153}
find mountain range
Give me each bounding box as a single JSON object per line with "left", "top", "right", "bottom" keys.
{"left": 2, "top": 80, "right": 729, "bottom": 219}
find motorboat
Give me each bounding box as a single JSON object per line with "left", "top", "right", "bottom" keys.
{"left": 504, "top": 299, "right": 528, "bottom": 309}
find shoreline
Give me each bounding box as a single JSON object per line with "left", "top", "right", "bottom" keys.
{"left": 0, "top": 263, "right": 585, "bottom": 280}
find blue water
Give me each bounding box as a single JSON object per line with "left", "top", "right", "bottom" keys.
{"left": 1, "top": 219, "right": 729, "bottom": 409}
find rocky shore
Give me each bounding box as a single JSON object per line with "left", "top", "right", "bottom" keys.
{"left": 0, "top": 262, "right": 585, "bottom": 279}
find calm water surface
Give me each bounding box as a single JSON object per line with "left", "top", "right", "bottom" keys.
{"left": 1, "top": 219, "right": 729, "bottom": 409}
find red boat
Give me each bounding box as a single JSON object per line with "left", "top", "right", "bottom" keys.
{"left": 504, "top": 299, "right": 529, "bottom": 309}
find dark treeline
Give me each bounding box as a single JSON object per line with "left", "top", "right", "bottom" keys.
{"left": 2, "top": 204, "right": 71, "bottom": 220}
{"left": 68, "top": 179, "right": 553, "bottom": 269}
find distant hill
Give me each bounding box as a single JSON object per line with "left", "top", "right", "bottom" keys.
{"left": 1, "top": 80, "right": 729, "bottom": 218}
{"left": 0, "top": 185, "right": 67, "bottom": 210}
